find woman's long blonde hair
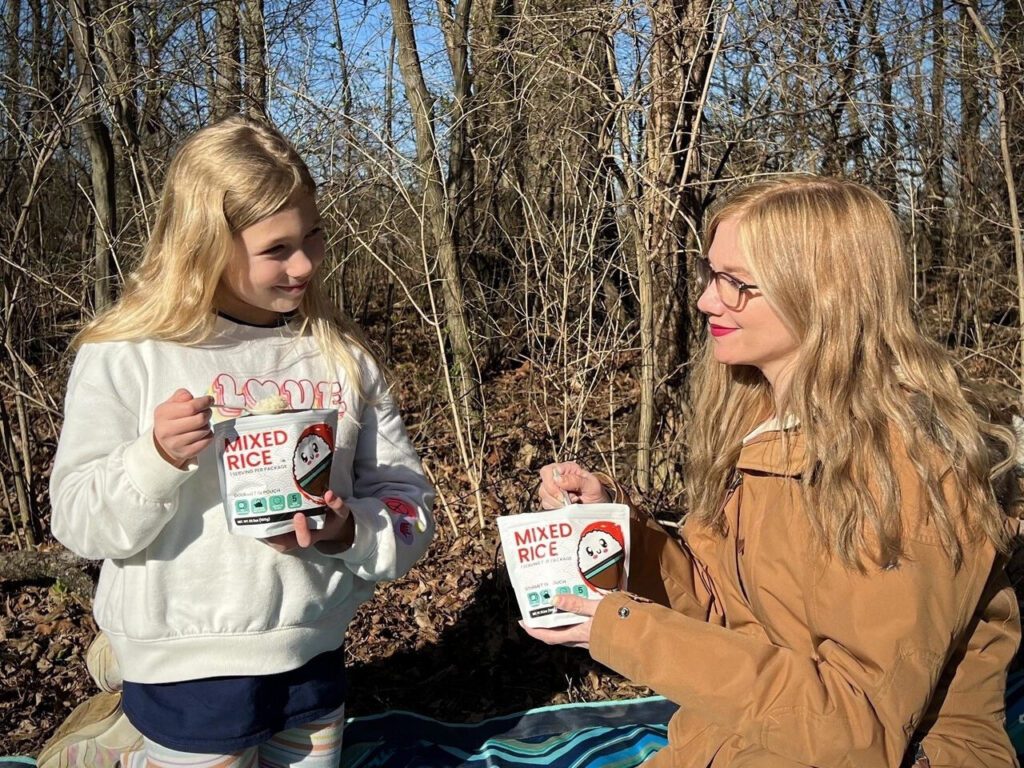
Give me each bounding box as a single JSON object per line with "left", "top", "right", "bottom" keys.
{"left": 75, "top": 115, "right": 376, "bottom": 400}
{"left": 686, "top": 174, "right": 1015, "bottom": 569}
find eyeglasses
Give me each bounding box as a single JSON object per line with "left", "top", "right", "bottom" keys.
{"left": 694, "top": 257, "right": 759, "bottom": 309}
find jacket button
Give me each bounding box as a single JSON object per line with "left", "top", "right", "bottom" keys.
{"left": 618, "top": 606, "right": 631, "bottom": 618}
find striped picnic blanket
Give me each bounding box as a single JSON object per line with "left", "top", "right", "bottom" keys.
{"left": 340, "top": 697, "right": 675, "bottom": 767}
{"left": 0, "top": 697, "right": 673, "bottom": 768}
{"left": 7, "top": 678, "right": 1024, "bottom": 767}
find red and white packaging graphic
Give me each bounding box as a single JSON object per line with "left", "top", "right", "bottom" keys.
{"left": 214, "top": 409, "right": 339, "bottom": 538}
{"left": 497, "top": 503, "right": 631, "bottom": 628}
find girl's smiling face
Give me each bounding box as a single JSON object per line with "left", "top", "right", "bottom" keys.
{"left": 696, "top": 217, "right": 800, "bottom": 391}
{"left": 216, "top": 194, "right": 324, "bottom": 325}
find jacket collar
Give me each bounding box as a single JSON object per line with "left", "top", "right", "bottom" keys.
{"left": 736, "top": 416, "right": 806, "bottom": 477}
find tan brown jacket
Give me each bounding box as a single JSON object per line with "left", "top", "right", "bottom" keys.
{"left": 591, "top": 428, "right": 1020, "bottom": 767}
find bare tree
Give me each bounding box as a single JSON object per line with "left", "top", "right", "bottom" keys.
{"left": 920, "top": 0, "right": 948, "bottom": 278}
{"left": 437, "top": 0, "right": 477, "bottom": 260}
{"left": 959, "top": 0, "right": 1024, "bottom": 400}
{"left": 388, "top": 0, "right": 480, "bottom": 420}
{"left": 241, "top": 0, "right": 267, "bottom": 114}
{"left": 214, "top": 0, "right": 242, "bottom": 117}
{"left": 635, "top": 0, "right": 716, "bottom": 491}
{"left": 68, "top": 0, "right": 118, "bottom": 309}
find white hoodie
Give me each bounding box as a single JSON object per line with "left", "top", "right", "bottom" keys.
{"left": 50, "top": 316, "right": 435, "bottom": 684}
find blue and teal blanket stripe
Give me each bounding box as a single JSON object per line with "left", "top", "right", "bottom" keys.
{"left": 338, "top": 697, "right": 675, "bottom": 767}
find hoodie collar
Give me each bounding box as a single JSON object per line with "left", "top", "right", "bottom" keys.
{"left": 742, "top": 414, "right": 800, "bottom": 444}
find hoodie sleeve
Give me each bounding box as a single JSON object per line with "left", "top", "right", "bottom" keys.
{"left": 49, "top": 345, "right": 195, "bottom": 560}
{"left": 329, "top": 363, "right": 435, "bottom": 581}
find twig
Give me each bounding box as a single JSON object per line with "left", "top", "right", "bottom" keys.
{"left": 422, "top": 459, "right": 460, "bottom": 538}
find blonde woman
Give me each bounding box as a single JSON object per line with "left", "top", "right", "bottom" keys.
{"left": 530, "top": 175, "right": 1020, "bottom": 767}
{"left": 46, "top": 116, "right": 435, "bottom": 767}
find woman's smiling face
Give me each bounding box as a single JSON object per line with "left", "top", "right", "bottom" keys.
{"left": 696, "top": 216, "right": 800, "bottom": 390}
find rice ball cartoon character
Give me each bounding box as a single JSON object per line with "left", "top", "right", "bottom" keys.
{"left": 577, "top": 521, "right": 626, "bottom": 591}
{"left": 292, "top": 422, "right": 334, "bottom": 501}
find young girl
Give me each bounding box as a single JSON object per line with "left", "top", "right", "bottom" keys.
{"left": 48, "top": 116, "right": 435, "bottom": 767}
{"left": 529, "top": 175, "right": 1020, "bottom": 766}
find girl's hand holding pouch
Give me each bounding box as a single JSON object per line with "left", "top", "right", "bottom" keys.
{"left": 262, "top": 489, "right": 355, "bottom": 554}
{"left": 153, "top": 389, "right": 214, "bottom": 467}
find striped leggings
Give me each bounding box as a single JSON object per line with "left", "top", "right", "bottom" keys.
{"left": 120, "top": 705, "right": 345, "bottom": 768}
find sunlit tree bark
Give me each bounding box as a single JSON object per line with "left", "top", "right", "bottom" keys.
{"left": 68, "top": 0, "right": 117, "bottom": 309}
{"left": 388, "top": 0, "right": 480, "bottom": 429}
{"left": 636, "top": 0, "right": 715, "bottom": 491}
{"left": 214, "top": 0, "right": 242, "bottom": 117}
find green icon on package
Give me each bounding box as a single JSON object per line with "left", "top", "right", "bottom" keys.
{"left": 269, "top": 495, "right": 286, "bottom": 512}
{"left": 234, "top": 499, "right": 250, "bottom": 515}
{"left": 573, "top": 584, "right": 589, "bottom": 598}
{"left": 251, "top": 498, "right": 267, "bottom": 514}
{"left": 287, "top": 493, "right": 303, "bottom": 509}
{"left": 528, "top": 592, "right": 541, "bottom": 607}
{"left": 539, "top": 589, "right": 552, "bottom": 603}
{"left": 556, "top": 586, "right": 572, "bottom": 595}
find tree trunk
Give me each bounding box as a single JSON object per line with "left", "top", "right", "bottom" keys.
{"left": 922, "top": 0, "right": 947, "bottom": 276}
{"left": 30, "top": 0, "right": 62, "bottom": 138}
{"left": 388, "top": 0, "right": 480, "bottom": 432}
{"left": 955, "top": 2, "right": 982, "bottom": 347}
{"left": 99, "top": 0, "right": 161, "bottom": 255}
{"left": 69, "top": 0, "right": 118, "bottom": 310}
{"left": 1004, "top": 0, "right": 1023, "bottom": 218}
{"left": 636, "top": 0, "right": 714, "bottom": 491}
{"left": 818, "top": 1, "right": 866, "bottom": 176}
{"left": 214, "top": 0, "right": 242, "bottom": 117}
{"left": 866, "top": 0, "right": 898, "bottom": 197}
{"left": 195, "top": 3, "right": 218, "bottom": 107}
{"left": 329, "top": 0, "right": 357, "bottom": 315}
{"left": 437, "top": 0, "right": 476, "bottom": 254}
{"left": 2, "top": 0, "right": 21, "bottom": 163}
{"left": 241, "top": 0, "right": 267, "bottom": 114}
{"left": 472, "top": 0, "right": 526, "bottom": 297}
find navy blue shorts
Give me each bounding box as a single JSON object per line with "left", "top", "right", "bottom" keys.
{"left": 122, "top": 645, "right": 347, "bottom": 753}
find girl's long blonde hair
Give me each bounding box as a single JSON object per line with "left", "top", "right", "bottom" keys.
{"left": 75, "top": 115, "right": 376, "bottom": 400}
{"left": 686, "top": 174, "right": 1015, "bottom": 569}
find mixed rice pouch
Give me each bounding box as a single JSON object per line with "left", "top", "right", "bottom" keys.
{"left": 214, "top": 408, "right": 339, "bottom": 538}
{"left": 497, "top": 503, "right": 631, "bottom": 628}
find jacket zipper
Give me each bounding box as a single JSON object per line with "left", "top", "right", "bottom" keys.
{"left": 724, "top": 470, "right": 749, "bottom": 602}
